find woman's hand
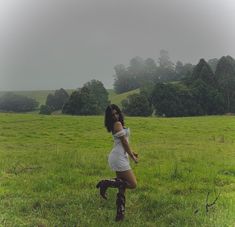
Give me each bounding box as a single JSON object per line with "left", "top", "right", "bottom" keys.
{"left": 132, "top": 152, "right": 138, "bottom": 163}
{"left": 133, "top": 152, "right": 138, "bottom": 158}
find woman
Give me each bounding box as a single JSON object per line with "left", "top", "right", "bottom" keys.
{"left": 96, "top": 104, "right": 138, "bottom": 222}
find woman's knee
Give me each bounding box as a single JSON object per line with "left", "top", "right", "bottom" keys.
{"left": 128, "top": 180, "right": 137, "bottom": 189}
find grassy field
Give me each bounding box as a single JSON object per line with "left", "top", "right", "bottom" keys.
{"left": 108, "top": 89, "right": 140, "bottom": 108}
{"left": 0, "top": 113, "right": 235, "bottom": 226}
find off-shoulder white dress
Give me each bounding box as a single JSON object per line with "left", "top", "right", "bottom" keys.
{"left": 108, "top": 128, "right": 131, "bottom": 172}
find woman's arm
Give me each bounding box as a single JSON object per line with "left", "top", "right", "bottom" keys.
{"left": 120, "top": 137, "right": 138, "bottom": 163}
{"left": 114, "top": 122, "right": 138, "bottom": 163}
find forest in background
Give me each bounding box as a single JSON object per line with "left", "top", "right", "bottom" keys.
{"left": 1, "top": 51, "right": 235, "bottom": 117}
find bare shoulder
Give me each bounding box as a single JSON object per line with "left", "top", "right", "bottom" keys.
{"left": 113, "top": 121, "right": 123, "bottom": 133}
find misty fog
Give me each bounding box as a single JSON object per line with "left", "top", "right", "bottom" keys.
{"left": 0, "top": 0, "right": 234, "bottom": 90}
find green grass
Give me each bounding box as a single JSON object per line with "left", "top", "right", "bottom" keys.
{"left": 0, "top": 113, "right": 235, "bottom": 226}
{"left": 108, "top": 89, "right": 140, "bottom": 108}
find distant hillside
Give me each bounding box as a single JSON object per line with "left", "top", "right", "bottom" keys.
{"left": 0, "top": 89, "right": 75, "bottom": 106}
{"left": 108, "top": 88, "right": 140, "bottom": 108}
{"left": 0, "top": 88, "right": 139, "bottom": 111}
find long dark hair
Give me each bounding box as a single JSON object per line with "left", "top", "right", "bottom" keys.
{"left": 104, "top": 104, "right": 124, "bottom": 133}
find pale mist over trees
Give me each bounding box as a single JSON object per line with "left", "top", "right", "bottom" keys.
{"left": 113, "top": 50, "right": 194, "bottom": 94}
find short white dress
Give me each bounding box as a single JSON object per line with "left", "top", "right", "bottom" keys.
{"left": 108, "top": 128, "right": 131, "bottom": 172}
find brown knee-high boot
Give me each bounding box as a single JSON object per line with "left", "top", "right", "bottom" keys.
{"left": 96, "top": 178, "right": 126, "bottom": 199}
{"left": 115, "top": 192, "right": 126, "bottom": 222}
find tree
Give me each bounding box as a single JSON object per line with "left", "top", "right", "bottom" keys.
{"left": 191, "top": 59, "right": 216, "bottom": 87}
{"left": 62, "top": 80, "right": 109, "bottom": 115}
{"left": 215, "top": 56, "right": 235, "bottom": 112}
{"left": 62, "top": 91, "right": 80, "bottom": 115}
{"left": 151, "top": 83, "right": 185, "bottom": 117}
{"left": 39, "top": 105, "right": 53, "bottom": 115}
{"left": 113, "top": 64, "right": 140, "bottom": 94}
{"left": 157, "top": 50, "right": 176, "bottom": 82}
{"left": 140, "top": 83, "right": 155, "bottom": 107}
{"left": 176, "top": 85, "right": 201, "bottom": 116}
{"left": 0, "top": 93, "right": 38, "bottom": 112}
{"left": 62, "top": 87, "right": 98, "bottom": 115}
{"left": 45, "top": 94, "right": 55, "bottom": 109}
{"left": 113, "top": 54, "right": 185, "bottom": 94}
{"left": 208, "top": 58, "right": 219, "bottom": 73}
{"left": 158, "top": 50, "right": 174, "bottom": 70}
{"left": 175, "top": 61, "right": 194, "bottom": 80}
{"left": 151, "top": 82, "right": 204, "bottom": 117}
{"left": 83, "top": 80, "right": 109, "bottom": 113}
{"left": 132, "top": 57, "right": 158, "bottom": 88}
{"left": 183, "top": 58, "right": 225, "bottom": 115}
{"left": 175, "top": 61, "right": 184, "bottom": 76}
{"left": 145, "top": 58, "right": 157, "bottom": 74}
{"left": 46, "top": 88, "right": 69, "bottom": 111}
{"left": 128, "top": 56, "right": 145, "bottom": 74}
{"left": 142, "top": 58, "right": 158, "bottom": 86}
{"left": 122, "top": 93, "right": 152, "bottom": 116}
{"left": 190, "top": 79, "right": 225, "bottom": 115}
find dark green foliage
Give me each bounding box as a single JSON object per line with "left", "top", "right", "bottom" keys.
{"left": 46, "top": 88, "right": 69, "bottom": 111}
{"left": 83, "top": 80, "right": 109, "bottom": 112}
{"left": 156, "top": 67, "right": 176, "bottom": 82}
{"left": 175, "top": 61, "right": 194, "bottom": 80}
{"left": 215, "top": 56, "right": 235, "bottom": 112}
{"left": 62, "top": 80, "right": 109, "bottom": 115}
{"left": 140, "top": 84, "right": 155, "bottom": 106}
{"left": 191, "top": 59, "right": 216, "bottom": 87}
{"left": 46, "top": 94, "right": 54, "bottom": 109}
{"left": 151, "top": 83, "right": 198, "bottom": 117}
{"left": 190, "top": 80, "right": 225, "bottom": 115}
{"left": 113, "top": 62, "right": 142, "bottom": 94}
{"left": 113, "top": 72, "right": 140, "bottom": 94}
{"left": 162, "top": 58, "right": 226, "bottom": 116}
{"left": 62, "top": 91, "right": 80, "bottom": 115}
{"left": 62, "top": 88, "right": 98, "bottom": 115}
{"left": 0, "top": 92, "right": 39, "bottom": 112}
{"left": 151, "top": 57, "right": 226, "bottom": 117}
{"left": 152, "top": 83, "right": 178, "bottom": 117}
{"left": 39, "top": 105, "right": 53, "bottom": 115}
{"left": 122, "top": 93, "right": 152, "bottom": 116}
{"left": 113, "top": 54, "right": 234, "bottom": 118}
{"left": 175, "top": 85, "right": 201, "bottom": 116}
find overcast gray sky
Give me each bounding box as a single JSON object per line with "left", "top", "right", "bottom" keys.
{"left": 0, "top": 0, "right": 235, "bottom": 91}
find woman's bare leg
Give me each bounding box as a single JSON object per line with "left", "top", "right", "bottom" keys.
{"left": 116, "top": 169, "right": 137, "bottom": 189}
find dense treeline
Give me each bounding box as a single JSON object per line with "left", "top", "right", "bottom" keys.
{"left": 215, "top": 56, "right": 235, "bottom": 113}
{"left": 122, "top": 55, "right": 235, "bottom": 117}
{"left": 40, "top": 80, "right": 109, "bottom": 115}
{"left": 1, "top": 51, "right": 234, "bottom": 117}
